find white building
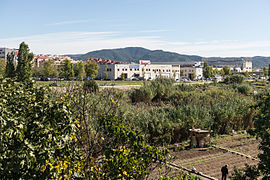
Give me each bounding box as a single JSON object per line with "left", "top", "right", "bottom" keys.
{"left": 0, "top": 48, "right": 18, "bottom": 61}
{"left": 97, "top": 60, "right": 203, "bottom": 80}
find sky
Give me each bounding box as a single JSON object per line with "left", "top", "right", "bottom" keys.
{"left": 1, "top": 0, "right": 270, "bottom": 57}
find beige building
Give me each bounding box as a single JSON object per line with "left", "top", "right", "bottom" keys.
{"left": 97, "top": 61, "right": 203, "bottom": 80}
{"left": 33, "top": 55, "right": 77, "bottom": 68}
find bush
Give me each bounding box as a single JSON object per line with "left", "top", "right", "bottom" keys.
{"left": 83, "top": 80, "right": 99, "bottom": 93}
{"left": 129, "top": 87, "right": 152, "bottom": 103}
{"left": 176, "top": 84, "right": 196, "bottom": 91}
{"left": 237, "top": 84, "right": 251, "bottom": 95}
{"left": 224, "top": 75, "right": 244, "bottom": 84}
{"left": 149, "top": 78, "right": 174, "bottom": 102}
{"left": 0, "top": 79, "right": 79, "bottom": 179}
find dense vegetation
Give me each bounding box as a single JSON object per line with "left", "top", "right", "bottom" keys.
{"left": 2, "top": 42, "right": 270, "bottom": 179}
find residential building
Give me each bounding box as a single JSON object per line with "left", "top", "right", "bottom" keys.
{"left": 0, "top": 47, "right": 18, "bottom": 61}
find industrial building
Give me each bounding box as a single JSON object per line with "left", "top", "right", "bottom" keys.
{"left": 97, "top": 60, "right": 203, "bottom": 80}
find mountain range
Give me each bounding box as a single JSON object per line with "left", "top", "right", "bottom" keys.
{"left": 66, "top": 47, "right": 270, "bottom": 68}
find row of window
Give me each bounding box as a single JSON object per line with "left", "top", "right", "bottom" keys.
{"left": 184, "top": 69, "right": 194, "bottom": 72}
{"left": 117, "top": 68, "right": 140, "bottom": 71}
{"left": 144, "top": 69, "right": 180, "bottom": 72}
{"left": 114, "top": 68, "right": 193, "bottom": 72}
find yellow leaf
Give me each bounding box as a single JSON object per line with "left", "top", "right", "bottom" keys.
{"left": 40, "top": 165, "right": 46, "bottom": 172}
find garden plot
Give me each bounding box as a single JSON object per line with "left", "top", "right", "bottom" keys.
{"left": 212, "top": 134, "right": 261, "bottom": 158}
{"left": 170, "top": 147, "right": 258, "bottom": 179}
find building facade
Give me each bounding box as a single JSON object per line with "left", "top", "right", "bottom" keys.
{"left": 97, "top": 60, "right": 203, "bottom": 80}
{"left": 0, "top": 48, "right": 18, "bottom": 61}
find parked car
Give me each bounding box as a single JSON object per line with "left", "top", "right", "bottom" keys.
{"left": 131, "top": 77, "right": 140, "bottom": 81}
{"left": 49, "top": 82, "right": 58, "bottom": 87}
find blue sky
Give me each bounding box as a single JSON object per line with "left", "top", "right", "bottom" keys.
{"left": 1, "top": 0, "right": 270, "bottom": 57}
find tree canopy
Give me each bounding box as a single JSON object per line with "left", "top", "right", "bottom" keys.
{"left": 60, "top": 59, "right": 74, "bottom": 80}
{"left": 5, "top": 52, "right": 16, "bottom": 78}
{"left": 16, "top": 42, "right": 34, "bottom": 82}
{"left": 85, "top": 60, "right": 98, "bottom": 79}
{"left": 0, "top": 58, "right": 6, "bottom": 78}
{"left": 203, "top": 62, "right": 212, "bottom": 78}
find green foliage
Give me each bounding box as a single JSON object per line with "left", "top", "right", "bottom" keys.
{"left": 0, "top": 79, "right": 79, "bottom": 179}
{"left": 230, "top": 164, "right": 260, "bottom": 180}
{"left": 74, "top": 61, "right": 86, "bottom": 81}
{"left": 132, "top": 88, "right": 254, "bottom": 144}
{"left": 203, "top": 62, "right": 212, "bottom": 78}
{"left": 85, "top": 59, "right": 98, "bottom": 78}
{"left": 129, "top": 87, "right": 152, "bottom": 103}
{"left": 176, "top": 84, "right": 196, "bottom": 91}
{"left": 224, "top": 75, "right": 244, "bottom": 84}
{"left": 5, "top": 52, "right": 16, "bottom": 78}
{"left": 237, "top": 84, "right": 251, "bottom": 95}
{"left": 121, "top": 72, "right": 125, "bottom": 80}
{"left": 83, "top": 80, "right": 99, "bottom": 93}
{"left": 16, "top": 42, "right": 34, "bottom": 82}
{"left": 95, "top": 115, "right": 168, "bottom": 179}
{"left": 249, "top": 93, "right": 270, "bottom": 178}
{"left": 60, "top": 59, "right": 74, "bottom": 80}
{"left": 43, "top": 59, "right": 58, "bottom": 78}
{"left": 149, "top": 77, "right": 174, "bottom": 102}
{"left": 0, "top": 58, "right": 6, "bottom": 78}
{"left": 223, "top": 65, "right": 232, "bottom": 75}
{"left": 268, "top": 64, "right": 270, "bottom": 78}
{"left": 244, "top": 70, "right": 249, "bottom": 77}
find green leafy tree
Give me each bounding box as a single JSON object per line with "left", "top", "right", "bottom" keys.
{"left": 223, "top": 65, "right": 232, "bottom": 75}
{"left": 32, "top": 66, "right": 43, "bottom": 77}
{"left": 121, "top": 72, "right": 125, "bottom": 80}
{"left": 60, "top": 59, "right": 74, "bottom": 80}
{"left": 180, "top": 70, "right": 184, "bottom": 77}
{"left": 0, "top": 58, "right": 6, "bottom": 78}
{"left": 16, "top": 42, "right": 34, "bottom": 82}
{"left": 74, "top": 61, "right": 85, "bottom": 81}
{"left": 263, "top": 67, "right": 268, "bottom": 77}
{"left": 191, "top": 73, "right": 196, "bottom": 80}
{"left": 203, "top": 62, "right": 212, "bottom": 78}
{"left": 43, "top": 59, "right": 57, "bottom": 78}
{"left": 244, "top": 70, "right": 249, "bottom": 77}
{"left": 5, "top": 52, "right": 16, "bottom": 78}
{"left": 219, "top": 68, "right": 225, "bottom": 75}
{"left": 103, "top": 64, "right": 109, "bottom": 80}
{"left": 249, "top": 93, "right": 270, "bottom": 178}
{"left": 268, "top": 64, "right": 270, "bottom": 81}
{"left": 85, "top": 59, "right": 98, "bottom": 79}
{"left": 0, "top": 79, "right": 79, "bottom": 179}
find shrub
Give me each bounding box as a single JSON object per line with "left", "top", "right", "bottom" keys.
{"left": 83, "top": 80, "right": 99, "bottom": 93}
{"left": 0, "top": 79, "right": 79, "bottom": 179}
{"left": 237, "top": 84, "right": 251, "bottom": 95}
{"left": 176, "top": 84, "right": 196, "bottom": 91}
{"left": 149, "top": 77, "right": 174, "bottom": 102}
{"left": 129, "top": 87, "right": 152, "bottom": 103}
{"left": 224, "top": 75, "right": 244, "bottom": 84}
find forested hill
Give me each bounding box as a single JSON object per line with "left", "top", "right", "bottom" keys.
{"left": 66, "top": 47, "right": 270, "bottom": 68}
{"left": 67, "top": 47, "right": 202, "bottom": 63}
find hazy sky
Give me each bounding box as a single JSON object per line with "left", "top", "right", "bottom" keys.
{"left": 1, "top": 0, "right": 270, "bottom": 57}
